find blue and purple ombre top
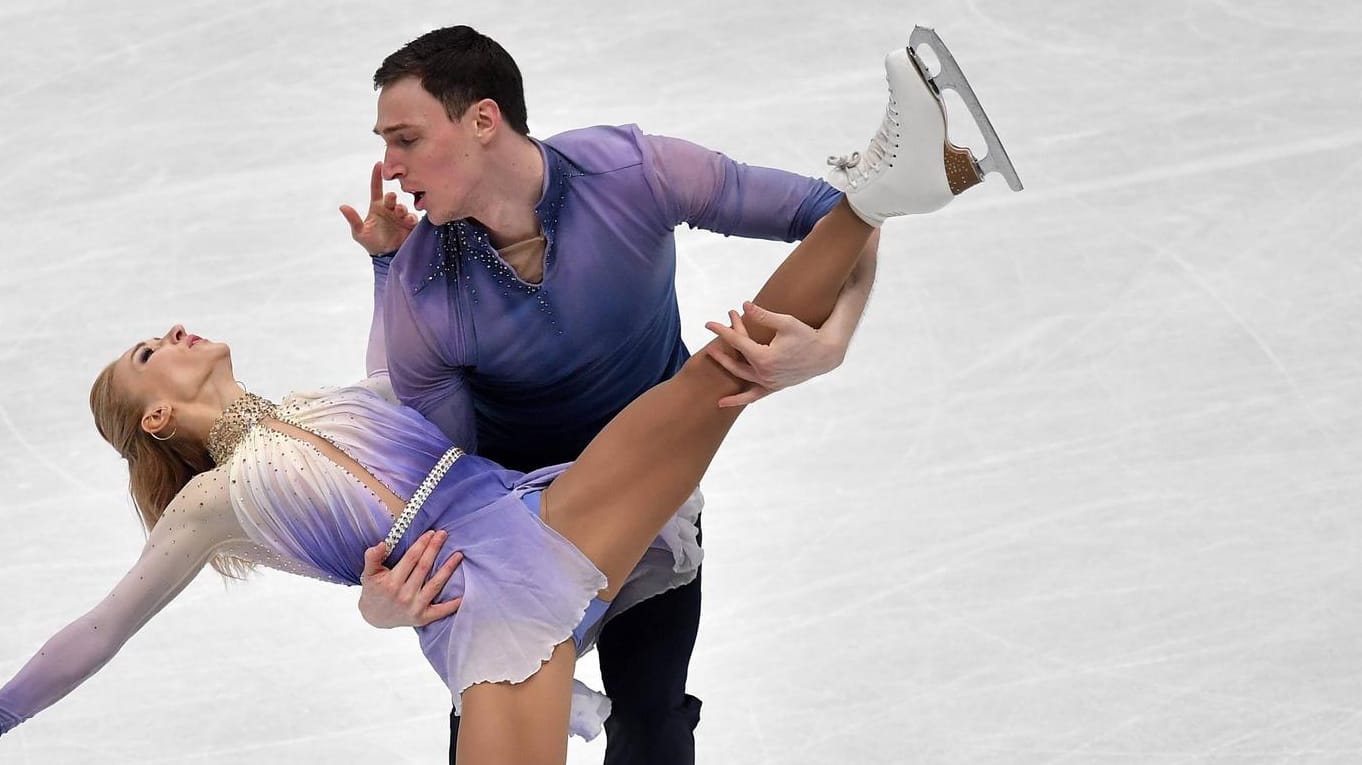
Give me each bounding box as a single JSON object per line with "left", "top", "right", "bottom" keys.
{"left": 0, "top": 126, "right": 831, "bottom": 747}
{"left": 380, "top": 125, "right": 841, "bottom": 470}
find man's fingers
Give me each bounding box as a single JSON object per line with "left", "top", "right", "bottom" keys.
{"left": 390, "top": 530, "right": 432, "bottom": 580}
{"left": 361, "top": 542, "right": 389, "bottom": 579}
{"left": 339, "top": 204, "right": 364, "bottom": 235}
{"left": 383, "top": 191, "right": 398, "bottom": 210}
{"left": 705, "top": 343, "right": 761, "bottom": 384}
{"left": 704, "top": 319, "right": 765, "bottom": 359}
{"left": 369, "top": 161, "right": 384, "bottom": 201}
{"left": 421, "top": 551, "right": 463, "bottom": 601}
{"left": 410, "top": 530, "right": 446, "bottom": 583}
{"left": 423, "top": 596, "right": 463, "bottom": 624}
{"left": 728, "top": 310, "right": 750, "bottom": 339}
{"left": 718, "top": 384, "right": 771, "bottom": 408}
{"left": 742, "top": 301, "right": 800, "bottom": 331}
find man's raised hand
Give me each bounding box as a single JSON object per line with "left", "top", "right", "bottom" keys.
{"left": 340, "top": 161, "right": 419, "bottom": 256}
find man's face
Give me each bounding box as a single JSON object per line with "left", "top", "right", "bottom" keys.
{"left": 374, "top": 77, "right": 484, "bottom": 226}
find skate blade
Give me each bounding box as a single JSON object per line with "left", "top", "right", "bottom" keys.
{"left": 908, "top": 26, "right": 1024, "bottom": 192}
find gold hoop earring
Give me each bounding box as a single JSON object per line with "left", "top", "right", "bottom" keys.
{"left": 151, "top": 428, "right": 176, "bottom": 442}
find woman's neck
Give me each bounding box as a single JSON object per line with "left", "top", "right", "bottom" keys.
{"left": 178, "top": 381, "right": 246, "bottom": 449}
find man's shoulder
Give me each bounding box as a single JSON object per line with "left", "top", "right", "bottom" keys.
{"left": 542, "top": 124, "right": 650, "bottom": 175}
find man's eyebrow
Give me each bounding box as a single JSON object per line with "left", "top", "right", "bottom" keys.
{"left": 374, "top": 123, "right": 417, "bottom": 136}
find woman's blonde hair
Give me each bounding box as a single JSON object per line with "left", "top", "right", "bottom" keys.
{"left": 89, "top": 360, "right": 253, "bottom": 579}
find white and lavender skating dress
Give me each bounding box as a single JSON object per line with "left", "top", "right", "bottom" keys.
{"left": 0, "top": 378, "right": 701, "bottom": 741}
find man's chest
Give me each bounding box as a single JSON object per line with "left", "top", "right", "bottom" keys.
{"left": 444, "top": 232, "right": 677, "bottom": 374}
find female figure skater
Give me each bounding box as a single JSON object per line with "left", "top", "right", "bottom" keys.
{"left": 0, "top": 38, "right": 1019, "bottom": 763}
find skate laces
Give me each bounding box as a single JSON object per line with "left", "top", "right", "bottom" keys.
{"left": 826, "top": 151, "right": 860, "bottom": 171}
{"left": 827, "top": 91, "right": 901, "bottom": 188}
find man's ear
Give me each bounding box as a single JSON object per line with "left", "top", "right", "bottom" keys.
{"left": 471, "top": 98, "right": 503, "bottom": 142}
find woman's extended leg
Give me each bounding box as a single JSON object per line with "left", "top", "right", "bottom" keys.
{"left": 455, "top": 36, "right": 1027, "bottom": 761}
{"left": 545, "top": 198, "right": 874, "bottom": 593}
{"left": 455, "top": 199, "right": 873, "bottom": 765}
{"left": 456, "top": 642, "right": 577, "bottom": 764}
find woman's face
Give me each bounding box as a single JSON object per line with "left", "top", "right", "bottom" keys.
{"left": 113, "top": 324, "right": 232, "bottom": 417}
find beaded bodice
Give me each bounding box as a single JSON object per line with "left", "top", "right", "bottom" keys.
{"left": 217, "top": 382, "right": 457, "bottom": 584}
{"left": 207, "top": 392, "right": 279, "bottom": 466}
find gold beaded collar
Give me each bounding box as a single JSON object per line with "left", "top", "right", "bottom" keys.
{"left": 207, "top": 392, "right": 279, "bottom": 466}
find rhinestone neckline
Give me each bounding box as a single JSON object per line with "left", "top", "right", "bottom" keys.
{"left": 207, "top": 392, "right": 278, "bottom": 466}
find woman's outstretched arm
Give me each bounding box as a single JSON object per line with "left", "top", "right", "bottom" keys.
{"left": 0, "top": 472, "right": 243, "bottom": 736}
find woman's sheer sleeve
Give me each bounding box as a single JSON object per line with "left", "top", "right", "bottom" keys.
{"left": 0, "top": 469, "right": 245, "bottom": 735}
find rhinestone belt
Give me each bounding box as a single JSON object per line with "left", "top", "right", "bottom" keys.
{"left": 383, "top": 447, "right": 464, "bottom": 552}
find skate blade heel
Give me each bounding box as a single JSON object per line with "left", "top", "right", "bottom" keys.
{"left": 908, "top": 26, "right": 1023, "bottom": 192}
{"left": 944, "top": 143, "right": 984, "bottom": 195}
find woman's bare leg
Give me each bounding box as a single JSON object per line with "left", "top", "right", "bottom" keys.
{"left": 455, "top": 641, "right": 577, "bottom": 765}
{"left": 544, "top": 199, "right": 874, "bottom": 593}
{"left": 452, "top": 37, "right": 1031, "bottom": 756}
{"left": 449, "top": 203, "right": 873, "bottom": 765}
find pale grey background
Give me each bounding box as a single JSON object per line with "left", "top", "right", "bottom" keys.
{"left": 2, "top": 1, "right": 1361, "bottom": 762}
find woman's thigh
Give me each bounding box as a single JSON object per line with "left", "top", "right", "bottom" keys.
{"left": 543, "top": 353, "right": 740, "bottom": 596}
{"left": 456, "top": 640, "right": 578, "bottom": 765}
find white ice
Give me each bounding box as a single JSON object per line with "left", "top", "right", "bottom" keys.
{"left": 2, "top": 1, "right": 1361, "bottom": 763}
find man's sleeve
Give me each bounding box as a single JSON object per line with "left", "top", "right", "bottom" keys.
{"left": 381, "top": 267, "right": 478, "bottom": 453}
{"left": 366, "top": 253, "right": 394, "bottom": 378}
{"left": 640, "top": 133, "right": 843, "bottom": 242}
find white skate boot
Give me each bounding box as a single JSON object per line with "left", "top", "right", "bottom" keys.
{"left": 828, "top": 26, "right": 1023, "bottom": 225}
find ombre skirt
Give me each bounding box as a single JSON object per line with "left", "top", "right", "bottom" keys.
{"left": 384, "top": 459, "right": 703, "bottom": 741}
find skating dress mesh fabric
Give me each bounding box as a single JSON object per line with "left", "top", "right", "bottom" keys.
{"left": 0, "top": 375, "right": 702, "bottom": 741}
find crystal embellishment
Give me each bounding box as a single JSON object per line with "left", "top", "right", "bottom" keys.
{"left": 382, "top": 447, "right": 465, "bottom": 553}
{"left": 207, "top": 392, "right": 279, "bottom": 466}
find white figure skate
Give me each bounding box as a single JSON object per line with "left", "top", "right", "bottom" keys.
{"left": 828, "top": 26, "right": 1023, "bottom": 225}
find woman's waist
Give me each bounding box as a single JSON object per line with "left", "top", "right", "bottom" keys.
{"left": 381, "top": 451, "right": 535, "bottom": 561}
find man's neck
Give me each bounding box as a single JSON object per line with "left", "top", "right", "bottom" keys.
{"left": 472, "top": 136, "right": 546, "bottom": 249}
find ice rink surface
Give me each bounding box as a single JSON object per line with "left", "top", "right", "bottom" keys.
{"left": 2, "top": 1, "right": 1361, "bottom": 762}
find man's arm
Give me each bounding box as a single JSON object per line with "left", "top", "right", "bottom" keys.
{"left": 706, "top": 233, "right": 877, "bottom": 406}
{"left": 382, "top": 271, "right": 479, "bottom": 450}
{"left": 339, "top": 161, "right": 419, "bottom": 378}
{"left": 641, "top": 133, "right": 842, "bottom": 241}
{"left": 642, "top": 134, "right": 878, "bottom": 401}
{"left": 338, "top": 164, "right": 475, "bottom": 627}
{"left": 359, "top": 287, "right": 474, "bottom": 627}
